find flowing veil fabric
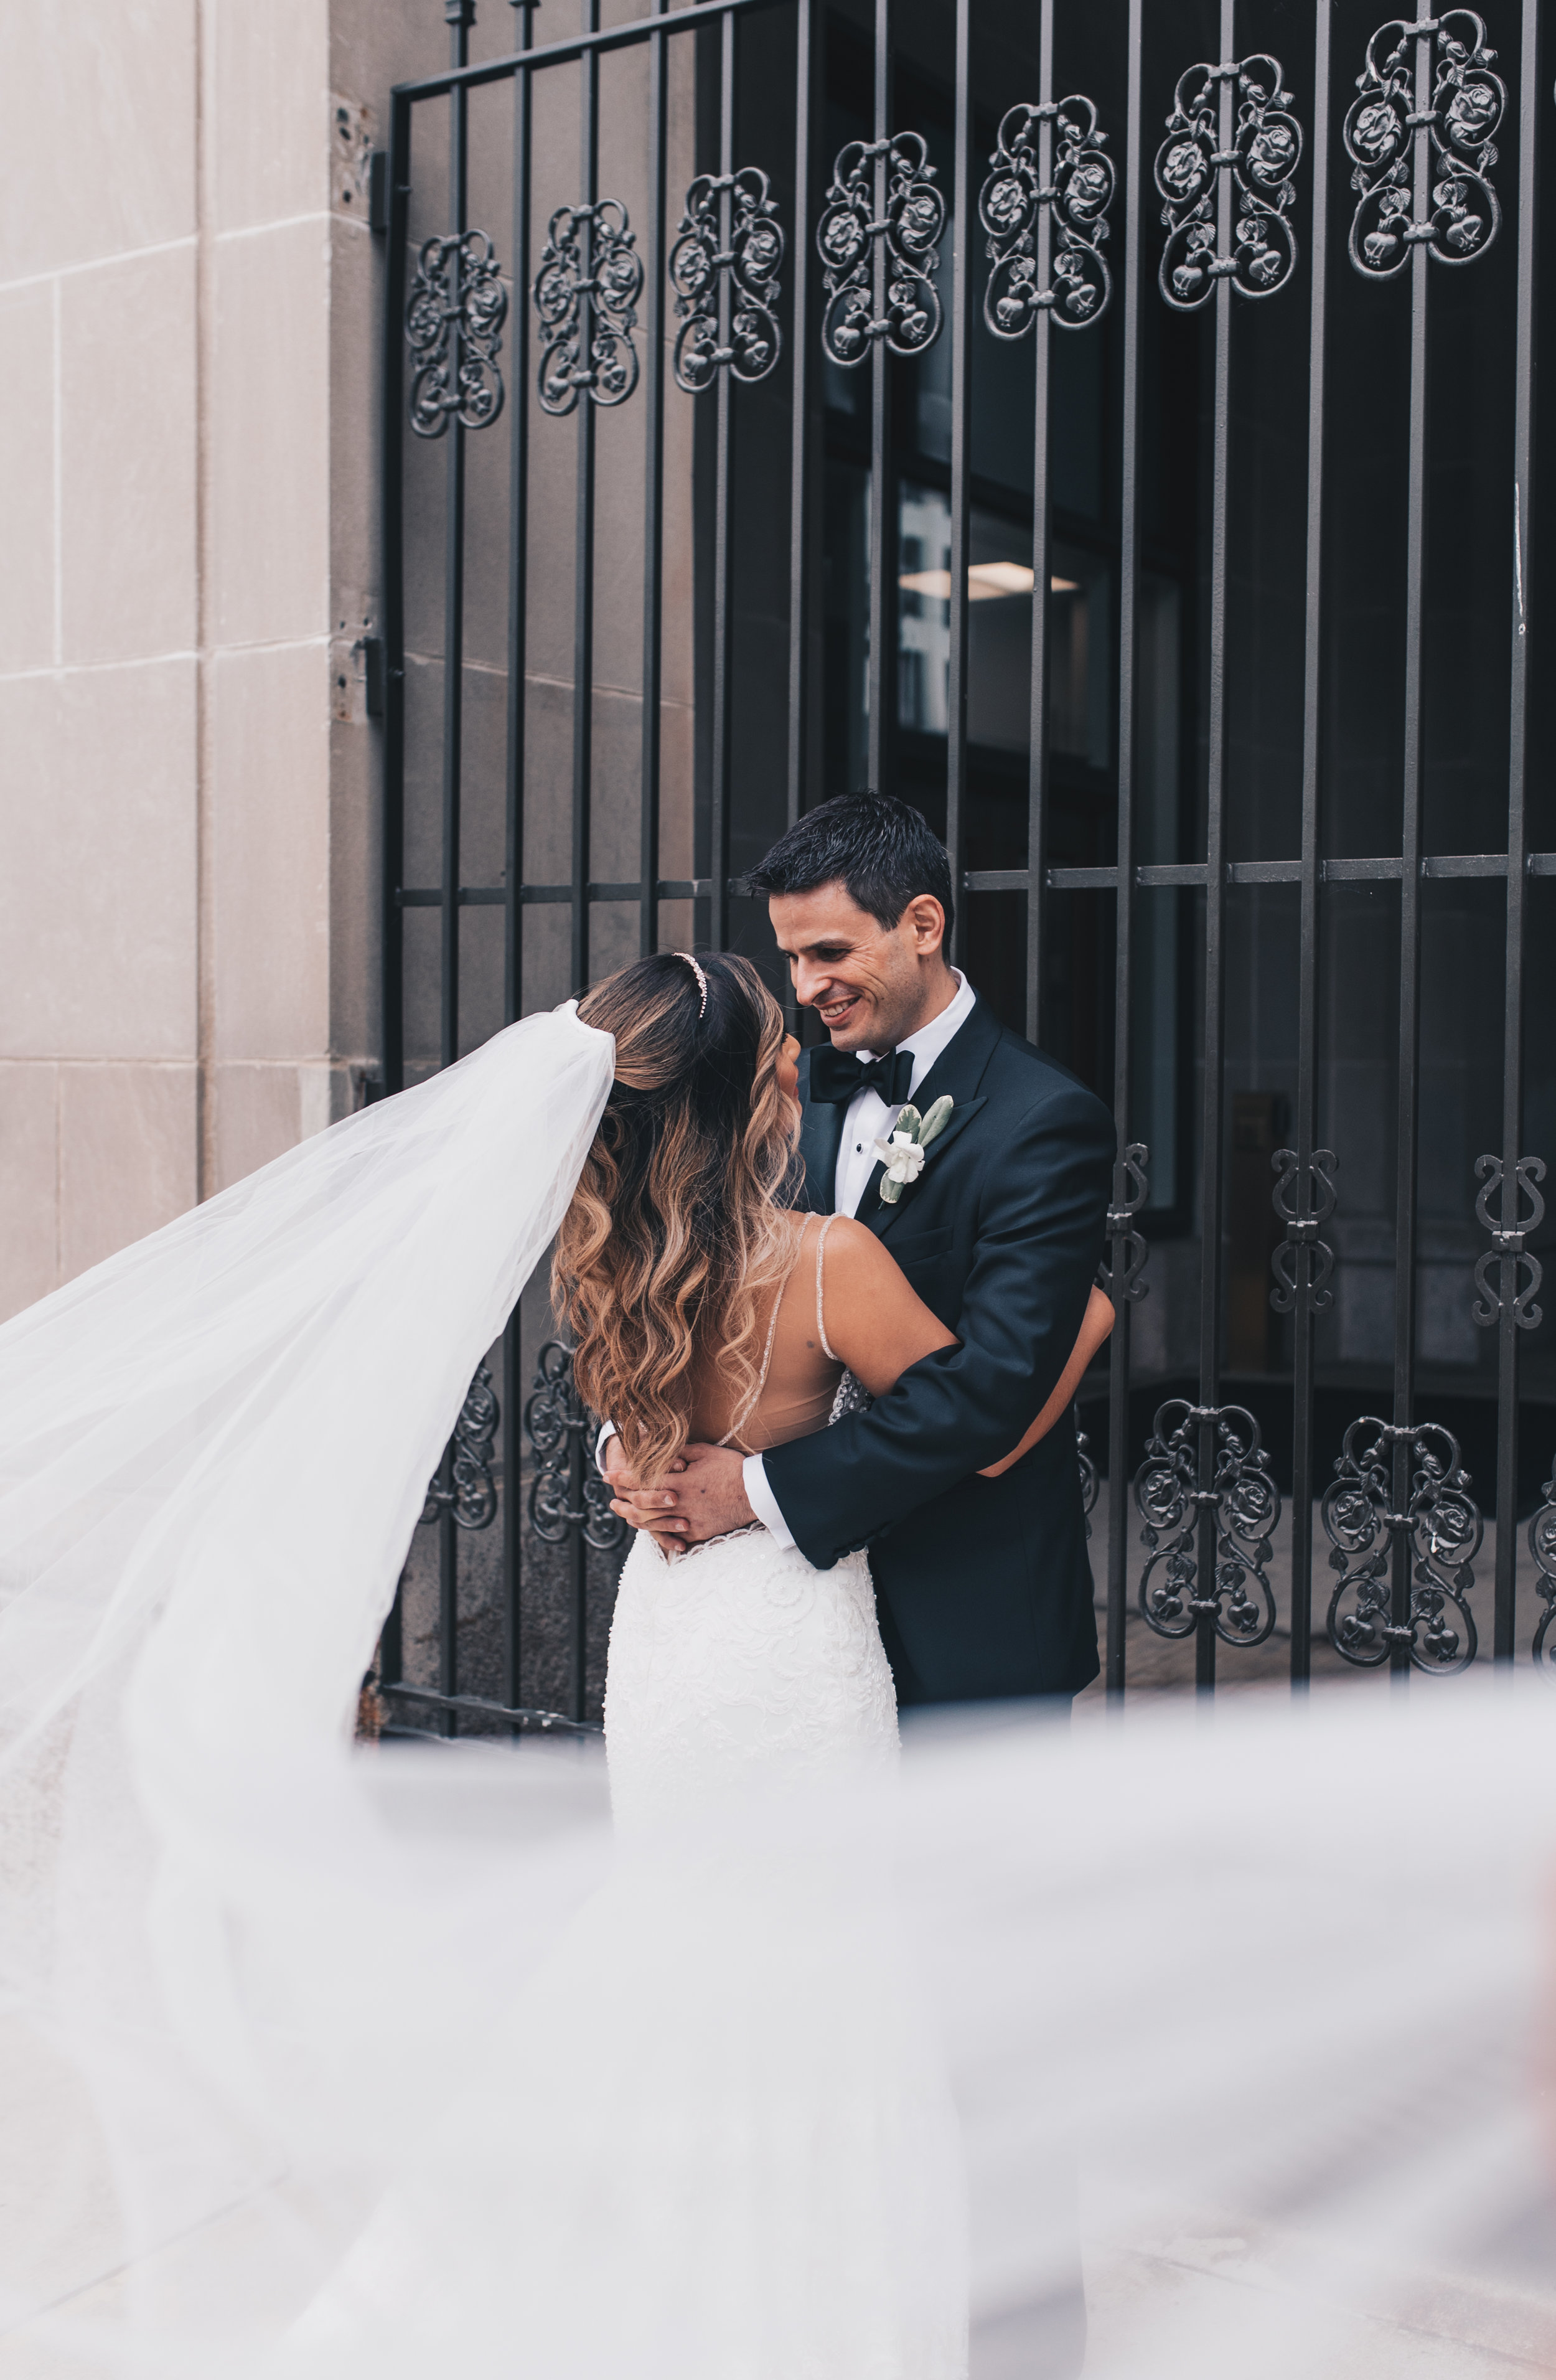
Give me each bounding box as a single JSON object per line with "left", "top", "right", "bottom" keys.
{"left": 0, "top": 1004, "right": 616, "bottom": 2347}
{"left": 0, "top": 1000, "right": 1553, "bottom": 2377}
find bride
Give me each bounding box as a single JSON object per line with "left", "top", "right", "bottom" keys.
{"left": 6, "top": 951, "right": 1549, "bottom": 2380}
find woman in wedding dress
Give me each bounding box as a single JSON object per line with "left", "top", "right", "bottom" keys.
{"left": 4, "top": 956, "right": 1552, "bottom": 2380}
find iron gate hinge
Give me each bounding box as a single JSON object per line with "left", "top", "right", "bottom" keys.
{"left": 362, "top": 637, "right": 385, "bottom": 718}
{"left": 368, "top": 150, "right": 388, "bottom": 235}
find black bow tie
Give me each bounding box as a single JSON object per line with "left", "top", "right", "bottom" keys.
{"left": 808, "top": 1045, "right": 915, "bottom": 1108}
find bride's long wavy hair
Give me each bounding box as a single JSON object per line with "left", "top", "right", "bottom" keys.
{"left": 554, "top": 952, "right": 800, "bottom": 1484}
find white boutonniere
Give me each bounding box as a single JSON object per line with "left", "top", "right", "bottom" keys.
{"left": 873, "top": 1096, "right": 954, "bottom": 1205}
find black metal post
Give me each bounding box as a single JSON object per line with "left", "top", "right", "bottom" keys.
{"left": 1493, "top": 0, "right": 1540, "bottom": 1662}
{"left": 708, "top": 9, "right": 738, "bottom": 953}
{"left": 1389, "top": 0, "right": 1434, "bottom": 1685}
{"left": 1288, "top": 1, "right": 1332, "bottom": 1690}
{"left": 944, "top": 0, "right": 972, "bottom": 972}
{"left": 1105, "top": 0, "right": 1145, "bottom": 1701}
{"left": 1195, "top": 0, "right": 1237, "bottom": 1698}
{"left": 380, "top": 91, "right": 411, "bottom": 1109}
{"left": 639, "top": 0, "right": 670, "bottom": 959}
{"left": 1023, "top": 0, "right": 1056, "bottom": 1046}
{"left": 570, "top": 0, "right": 601, "bottom": 999}
{"left": 784, "top": 0, "right": 815, "bottom": 863}
{"left": 504, "top": 0, "right": 539, "bottom": 1725}
{"left": 865, "top": 0, "right": 891, "bottom": 794}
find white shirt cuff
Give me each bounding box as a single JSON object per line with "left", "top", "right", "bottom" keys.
{"left": 595, "top": 1419, "right": 617, "bottom": 1469}
{"left": 742, "top": 1452, "right": 795, "bottom": 1550}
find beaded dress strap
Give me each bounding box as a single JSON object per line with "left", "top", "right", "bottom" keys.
{"left": 814, "top": 1212, "right": 841, "bottom": 1363}
{"left": 715, "top": 1216, "right": 815, "bottom": 1451}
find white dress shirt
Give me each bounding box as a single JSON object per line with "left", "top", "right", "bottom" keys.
{"left": 742, "top": 968, "right": 975, "bottom": 1548}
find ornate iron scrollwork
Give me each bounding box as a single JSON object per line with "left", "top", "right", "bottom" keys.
{"left": 420, "top": 1360, "right": 500, "bottom": 1530}
{"left": 1345, "top": 12, "right": 1504, "bottom": 280}
{"left": 1323, "top": 1418, "right": 1482, "bottom": 1674}
{"left": 406, "top": 232, "right": 509, "bottom": 436}
{"left": 1270, "top": 1146, "right": 1339, "bottom": 1314}
{"left": 670, "top": 168, "right": 784, "bottom": 393}
{"left": 535, "top": 202, "right": 643, "bottom": 416}
{"left": 1101, "top": 1143, "right": 1151, "bottom": 1304}
{"left": 1133, "top": 1401, "right": 1281, "bottom": 1647}
{"left": 1156, "top": 54, "right": 1303, "bottom": 310}
{"left": 1471, "top": 1153, "right": 1545, "bottom": 1330}
{"left": 1075, "top": 1405, "right": 1099, "bottom": 1540}
{"left": 818, "top": 133, "right": 945, "bottom": 366}
{"left": 524, "top": 1342, "right": 627, "bottom": 1553}
{"left": 1529, "top": 1462, "right": 1556, "bottom": 1672}
{"left": 980, "top": 96, "right": 1114, "bottom": 337}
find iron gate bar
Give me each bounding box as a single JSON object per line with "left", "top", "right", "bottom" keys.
{"left": 1197, "top": 1, "right": 1237, "bottom": 1698}
{"left": 1489, "top": 0, "right": 1540, "bottom": 1660}
{"left": 504, "top": 0, "right": 538, "bottom": 1719}
{"left": 569, "top": 0, "right": 600, "bottom": 1005}
{"left": 1390, "top": 0, "right": 1436, "bottom": 1683}
{"left": 1104, "top": 0, "right": 1146, "bottom": 1703}
{"left": 1283, "top": 0, "right": 1334, "bottom": 1693}
{"left": 396, "top": 0, "right": 789, "bottom": 99}
{"left": 708, "top": 9, "right": 738, "bottom": 956}
{"left": 639, "top": 0, "right": 669, "bottom": 961}
{"left": 441, "top": 2, "right": 476, "bottom": 1735}
{"left": 943, "top": 0, "right": 972, "bottom": 974}
{"left": 866, "top": 0, "right": 893, "bottom": 801}
{"left": 1022, "top": 0, "right": 1056, "bottom": 1048}
{"left": 785, "top": 0, "right": 816, "bottom": 862}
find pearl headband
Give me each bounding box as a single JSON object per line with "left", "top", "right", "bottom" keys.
{"left": 674, "top": 951, "right": 709, "bottom": 1018}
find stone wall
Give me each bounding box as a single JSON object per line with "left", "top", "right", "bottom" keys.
{"left": 0, "top": 0, "right": 433, "bottom": 1323}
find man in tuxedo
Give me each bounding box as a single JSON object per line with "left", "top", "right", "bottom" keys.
{"left": 606, "top": 792, "right": 1115, "bottom": 1710}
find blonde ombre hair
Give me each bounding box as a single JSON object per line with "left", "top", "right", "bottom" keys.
{"left": 554, "top": 952, "right": 799, "bottom": 1485}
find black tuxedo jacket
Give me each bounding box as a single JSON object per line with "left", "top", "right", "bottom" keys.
{"left": 762, "top": 993, "right": 1115, "bottom": 1704}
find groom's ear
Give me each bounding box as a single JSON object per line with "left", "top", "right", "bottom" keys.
{"left": 903, "top": 895, "right": 946, "bottom": 957}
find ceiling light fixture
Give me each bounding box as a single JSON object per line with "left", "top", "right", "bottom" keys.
{"left": 897, "top": 566, "right": 1082, "bottom": 602}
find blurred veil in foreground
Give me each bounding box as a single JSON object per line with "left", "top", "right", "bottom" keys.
{"left": 0, "top": 1005, "right": 1552, "bottom": 2377}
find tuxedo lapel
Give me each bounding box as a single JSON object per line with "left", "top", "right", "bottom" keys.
{"left": 796, "top": 1050, "right": 846, "bottom": 1215}
{"left": 863, "top": 996, "right": 1003, "bottom": 1236}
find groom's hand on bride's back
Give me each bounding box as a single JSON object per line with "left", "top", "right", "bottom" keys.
{"left": 604, "top": 1436, "right": 755, "bottom": 1549}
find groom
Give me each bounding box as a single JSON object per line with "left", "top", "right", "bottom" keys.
{"left": 606, "top": 792, "right": 1115, "bottom": 1709}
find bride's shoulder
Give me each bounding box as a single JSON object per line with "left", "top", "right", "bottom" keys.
{"left": 819, "top": 1213, "right": 901, "bottom": 1287}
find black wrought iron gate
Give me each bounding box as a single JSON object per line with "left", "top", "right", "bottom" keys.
{"left": 372, "top": 0, "right": 1556, "bottom": 1735}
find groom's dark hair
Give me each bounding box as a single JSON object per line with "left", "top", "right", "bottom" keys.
{"left": 746, "top": 792, "right": 955, "bottom": 944}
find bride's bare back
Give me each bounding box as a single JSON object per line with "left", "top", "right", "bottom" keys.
{"left": 685, "top": 1210, "right": 1115, "bottom": 1471}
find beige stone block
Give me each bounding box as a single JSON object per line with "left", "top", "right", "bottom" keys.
{"left": 210, "top": 640, "right": 330, "bottom": 1060}
{"left": 0, "top": 662, "right": 197, "bottom": 1060}
{"left": 58, "top": 1063, "right": 197, "bottom": 1284}
{"left": 0, "top": 1063, "right": 59, "bottom": 1321}
{"left": 60, "top": 247, "right": 197, "bottom": 666}
{"left": 0, "top": 1, "right": 195, "bottom": 281}
{"left": 211, "top": 0, "right": 329, "bottom": 233}
{"left": 211, "top": 219, "right": 330, "bottom": 646}
{"left": 209, "top": 1062, "right": 299, "bottom": 1191}
{"left": 0, "top": 285, "right": 57, "bottom": 674}
{"left": 328, "top": 216, "right": 377, "bottom": 620}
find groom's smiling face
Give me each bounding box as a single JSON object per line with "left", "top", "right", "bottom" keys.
{"left": 768, "top": 882, "right": 950, "bottom": 1053}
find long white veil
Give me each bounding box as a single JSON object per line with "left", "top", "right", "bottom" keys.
{"left": 1, "top": 1000, "right": 1553, "bottom": 2378}
{"left": 0, "top": 1004, "right": 616, "bottom": 2344}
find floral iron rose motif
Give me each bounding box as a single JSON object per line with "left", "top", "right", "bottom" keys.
{"left": 980, "top": 95, "right": 1115, "bottom": 339}
{"left": 670, "top": 167, "right": 784, "bottom": 394}
{"left": 818, "top": 132, "right": 945, "bottom": 367}
{"left": 1323, "top": 1418, "right": 1483, "bottom": 1675}
{"left": 1132, "top": 1400, "right": 1281, "bottom": 1648}
{"left": 1529, "top": 1461, "right": 1556, "bottom": 1672}
{"left": 525, "top": 1342, "right": 627, "bottom": 1554}
{"left": 1345, "top": 11, "right": 1504, "bottom": 279}
{"left": 1155, "top": 53, "right": 1303, "bottom": 311}
{"left": 406, "top": 231, "right": 509, "bottom": 436}
{"left": 534, "top": 201, "right": 644, "bottom": 416}
{"left": 420, "top": 1360, "right": 500, "bottom": 1530}
{"left": 874, "top": 1096, "right": 953, "bottom": 1205}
